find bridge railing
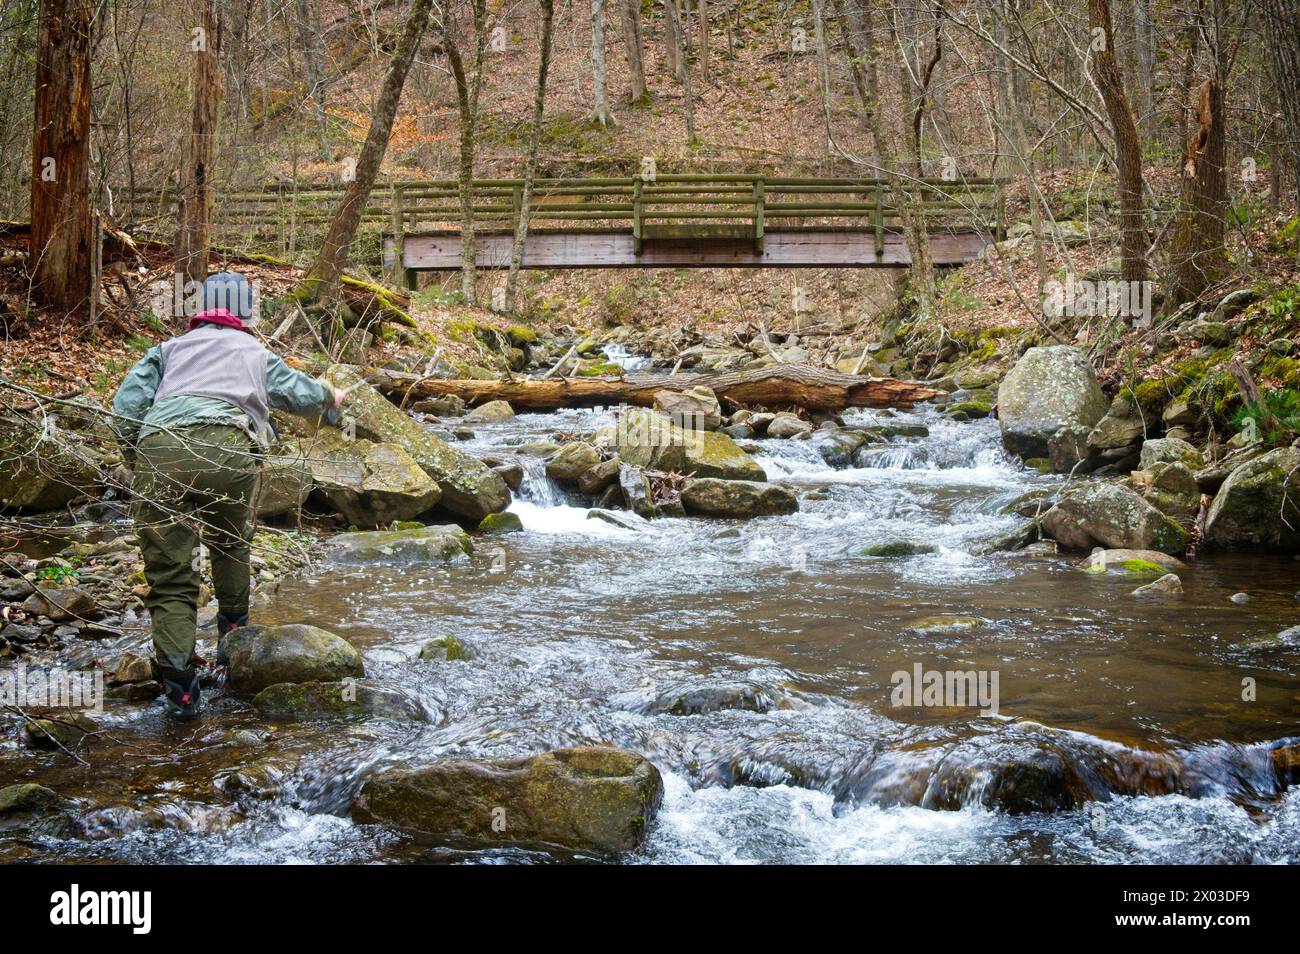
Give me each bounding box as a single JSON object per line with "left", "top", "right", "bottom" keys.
{"left": 116, "top": 174, "right": 1005, "bottom": 269}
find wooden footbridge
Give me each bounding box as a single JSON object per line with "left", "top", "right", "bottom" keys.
{"left": 123, "top": 173, "right": 1005, "bottom": 282}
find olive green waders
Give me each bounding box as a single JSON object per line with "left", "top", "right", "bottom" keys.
{"left": 132, "top": 424, "right": 258, "bottom": 673}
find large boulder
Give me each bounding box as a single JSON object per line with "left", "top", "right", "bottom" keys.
{"left": 323, "top": 365, "right": 510, "bottom": 520}
{"left": 545, "top": 441, "right": 601, "bottom": 482}
{"left": 1086, "top": 397, "right": 1147, "bottom": 451}
{"left": 653, "top": 386, "right": 722, "bottom": 431}
{"left": 1204, "top": 447, "right": 1300, "bottom": 551}
{"left": 597, "top": 407, "right": 765, "bottom": 481}
{"left": 327, "top": 524, "right": 473, "bottom": 562}
{"left": 0, "top": 417, "right": 100, "bottom": 512}
{"left": 997, "top": 347, "right": 1108, "bottom": 463}
{"left": 292, "top": 436, "right": 442, "bottom": 528}
{"left": 1041, "top": 481, "right": 1190, "bottom": 554}
{"left": 253, "top": 444, "right": 313, "bottom": 518}
{"left": 352, "top": 746, "right": 663, "bottom": 855}
{"left": 680, "top": 478, "right": 799, "bottom": 517}
{"left": 224, "top": 623, "right": 365, "bottom": 696}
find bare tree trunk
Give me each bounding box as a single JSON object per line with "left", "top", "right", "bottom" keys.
{"left": 1169, "top": 77, "right": 1228, "bottom": 303}
{"left": 591, "top": 0, "right": 610, "bottom": 125}
{"left": 294, "top": 0, "right": 328, "bottom": 156}
{"left": 812, "top": 0, "right": 833, "bottom": 156}
{"left": 697, "top": 0, "right": 709, "bottom": 77}
{"left": 175, "top": 0, "right": 223, "bottom": 287}
{"left": 504, "top": 0, "right": 554, "bottom": 314}
{"left": 1088, "top": 0, "right": 1147, "bottom": 284}
{"left": 30, "top": 0, "right": 93, "bottom": 318}
{"left": 1261, "top": 0, "right": 1300, "bottom": 205}
{"left": 443, "top": 0, "right": 489, "bottom": 305}
{"left": 664, "top": 0, "right": 683, "bottom": 79}
{"left": 1133, "top": 0, "right": 1156, "bottom": 138}
{"left": 666, "top": 0, "right": 695, "bottom": 142}
{"left": 617, "top": 0, "right": 647, "bottom": 103}
{"left": 299, "top": 0, "right": 433, "bottom": 304}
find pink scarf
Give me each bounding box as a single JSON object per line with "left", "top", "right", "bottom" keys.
{"left": 187, "top": 309, "right": 251, "bottom": 333}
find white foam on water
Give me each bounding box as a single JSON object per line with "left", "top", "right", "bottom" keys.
{"left": 511, "top": 500, "right": 649, "bottom": 537}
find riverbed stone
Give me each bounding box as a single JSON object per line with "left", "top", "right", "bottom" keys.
{"left": 323, "top": 366, "right": 510, "bottom": 520}
{"left": 462, "top": 400, "right": 515, "bottom": 424}
{"left": 22, "top": 714, "right": 99, "bottom": 751}
{"left": 1205, "top": 447, "right": 1300, "bottom": 551}
{"left": 418, "top": 635, "right": 477, "bottom": 661}
{"left": 225, "top": 623, "right": 365, "bottom": 696}
{"left": 576, "top": 457, "right": 620, "bottom": 496}
{"left": 767, "top": 412, "right": 814, "bottom": 439}
{"left": 654, "top": 386, "right": 722, "bottom": 431}
{"left": 293, "top": 436, "right": 442, "bottom": 528}
{"left": 0, "top": 783, "right": 73, "bottom": 829}
{"left": 477, "top": 511, "right": 523, "bottom": 534}
{"left": 1041, "top": 481, "right": 1190, "bottom": 554}
{"left": 1132, "top": 573, "right": 1183, "bottom": 596}
{"left": 861, "top": 540, "right": 936, "bottom": 557}
{"left": 328, "top": 524, "right": 473, "bottom": 562}
{"left": 645, "top": 682, "right": 781, "bottom": 716}
{"left": 1080, "top": 549, "right": 1186, "bottom": 574}
{"left": 352, "top": 746, "right": 663, "bottom": 855}
{"left": 253, "top": 445, "right": 313, "bottom": 518}
{"left": 0, "top": 417, "right": 101, "bottom": 513}
{"left": 1138, "top": 437, "right": 1204, "bottom": 471}
{"left": 20, "top": 586, "right": 99, "bottom": 622}
{"left": 680, "top": 478, "right": 798, "bottom": 518}
{"left": 1130, "top": 461, "right": 1201, "bottom": 521}
{"left": 545, "top": 441, "right": 601, "bottom": 482}
{"left": 251, "top": 679, "right": 426, "bottom": 722}
{"left": 997, "top": 346, "right": 1108, "bottom": 463}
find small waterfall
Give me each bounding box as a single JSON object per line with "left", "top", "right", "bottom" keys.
{"left": 602, "top": 343, "right": 652, "bottom": 372}
{"left": 517, "top": 456, "right": 566, "bottom": 507}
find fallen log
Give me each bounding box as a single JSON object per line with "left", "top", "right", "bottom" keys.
{"left": 364, "top": 363, "right": 942, "bottom": 412}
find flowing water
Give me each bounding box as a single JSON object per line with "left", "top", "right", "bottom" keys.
{"left": 4, "top": 407, "right": 1299, "bottom": 864}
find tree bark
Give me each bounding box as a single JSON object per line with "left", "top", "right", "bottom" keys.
{"left": 1132, "top": 0, "right": 1156, "bottom": 138}
{"left": 617, "top": 0, "right": 647, "bottom": 103}
{"left": 1260, "top": 0, "right": 1300, "bottom": 204}
{"left": 443, "top": 0, "right": 489, "bottom": 305}
{"left": 175, "top": 0, "right": 223, "bottom": 287}
{"left": 666, "top": 0, "right": 695, "bottom": 143}
{"left": 591, "top": 0, "right": 610, "bottom": 125}
{"left": 299, "top": 0, "right": 433, "bottom": 305}
{"left": 1088, "top": 0, "right": 1147, "bottom": 285}
{"left": 664, "top": 0, "right": 683, "bottom": 79}
{"left": 30, "top": 0, "right": 94, "bottom": 318}
{"left": 504, "top": 0, "right": 554, "bottom": 314}
{"left": 1169, "top": 77, "right": 1228, "bottom": 304}
{"left": 367, "top": 364, "right": 943, "bottom": 412}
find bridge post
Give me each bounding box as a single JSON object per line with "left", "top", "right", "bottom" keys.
{"left": 752, "top": 177, "right": 765, "bottom": 256}
{"left": 389, "top": 183, "right": 408, "bottom": 290}
{"left": 873, "top": 181, "right": 885, "bottom": 262}
{"left": 632, "top": 177, "right": 644, "bottom": 255}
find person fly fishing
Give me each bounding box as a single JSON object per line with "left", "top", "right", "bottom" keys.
{"left": 112, "top": 272, "right": 346, "bottom": 719}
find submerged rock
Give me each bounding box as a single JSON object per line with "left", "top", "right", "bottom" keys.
{"left": 644, "top": 682, "right": 781, "bottom": 716}
{"left": 353, "top": 746, "right": 663, "bottom": 855}
{"left": 417, "top": 635, "right": 477, "bottom": 661}
{"left": 0, "top": 783, "right": 74, "bottom": 832}
{"left": 997, "top": 346, "right": 1108, "bottom": 464}
{"left": 680, "top": 478, "right": 798, "bottom": 517}
{"left": 22, "top": 714, "right": 99, "bottom": 751}
{"left": 1041, "top": 481, "right": 1189, "bottom": 554}
{"left": 1204, "top": 447, "right": 1300, "bottom": 552}
{"left": 906, "top": 615, "right": 984, "bottom": 635}
{"left": 1132, "top": 573, "right": 1183, "bottom": 596}
{"left": 328, "top": 525, "right": 473, "bottom": 562}
{"left": 225, "top": 623, "right": 365, "bottom": 696}
{"left": 251, "top": 679, "right": 426, "bottom": 722}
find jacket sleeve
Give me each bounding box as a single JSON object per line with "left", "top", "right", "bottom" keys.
{"left": 266, "top": 353, "right": 338, "bottom": 424}
{"left": 111, "top": 345, "right": 165, "bottom": 454}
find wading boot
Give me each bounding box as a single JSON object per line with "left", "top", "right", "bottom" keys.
{"left": 160, "top": 667, "right": 202, "bottom": 720}
{"left": 215, "top": 611, "right": 248, "bottom": 667}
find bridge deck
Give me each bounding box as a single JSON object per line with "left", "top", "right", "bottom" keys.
{"left": 384, "top": 227, "right": 987, "bottom": 270}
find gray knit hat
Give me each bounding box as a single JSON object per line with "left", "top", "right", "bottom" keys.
{"left": 201, "top": 272, "right": 257, "bottom": 323}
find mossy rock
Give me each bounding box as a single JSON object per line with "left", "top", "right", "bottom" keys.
{"left": 225, "top": 624, "right": 365, "bottom": 696}
{"left": 251, "top": 680, "right": 427, "bottom": 722}
{"left": 861, "top": 540, "right": 936, "bottom": 557}
{"left": 477, "top": 512, "right": 524, "bottom": 534}
{"left": 418, "top": 635, "right": 478, "bottom": 662}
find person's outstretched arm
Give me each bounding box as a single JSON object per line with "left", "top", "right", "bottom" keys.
{"left": 266, "top": 353, "right": 345, "bottom": 425}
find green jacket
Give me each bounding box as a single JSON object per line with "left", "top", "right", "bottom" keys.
{"left": 112, "top": 344, "right": 334, "bottom": 456}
